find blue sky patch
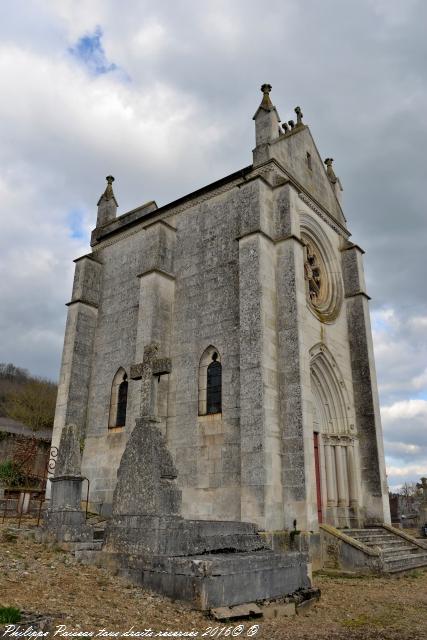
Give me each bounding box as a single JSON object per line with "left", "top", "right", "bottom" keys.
{"left": 69, "top": 26, "right": 117, "bottom": 75}
{"left": 67, "top": 209, "right": 87, "bottom": 240}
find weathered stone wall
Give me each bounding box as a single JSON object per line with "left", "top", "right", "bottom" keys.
{"left": 51, "top": 255, "right": 102, "bottom": 480}
{"left": 254, "top": 127, "right": 345, "bottom": 226}
{"left": 342, "top": 244, "right": 390, "bottom": 524}
{"left": 167, "top": 185, "right": 244, "bottom": 521}
{"left": 0, "top": 433, "right": 50, "bottom": 479}
{"left": 272, "top": 179, "right": 365, "bottom": 531}
{"left": 81, "top": 232, "right": 144, "bottom": 510}
{"left": 80, "top": 181, "right": 249, "bottom": 518}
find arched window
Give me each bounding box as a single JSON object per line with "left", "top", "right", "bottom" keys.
{"left": 207, "top": 353, "right": 222, "bottom": 414}
{"left": 116, "top": 374, "right": 128, "bottom": 426}
{"left": 199, "top": 346, "right": 222, "bottom": 415}
{"left": 109, "top": 368, "right": 128, "bottom": 428}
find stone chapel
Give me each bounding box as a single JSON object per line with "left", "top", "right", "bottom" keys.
{"left": 51, "top": 84, "right": 391, "bottom": 537}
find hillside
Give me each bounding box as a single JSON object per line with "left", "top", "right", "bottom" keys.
{"left": 0, "top": 363, "right": 57, "bottom": 431}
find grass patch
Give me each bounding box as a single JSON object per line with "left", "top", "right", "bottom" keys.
{"left": 0, "top": 606, "right": 21, "bottom": 623}
{"left": 343, "top": 613, "right": 376, "bottom": 628}
{"left": 314, "top": 570, "right": 378, "bottom": 580}
{"left": 1, "top": 528, "right": 18, "bottom": 543}
{"left": 342, "top": 611, "right": 399, "bottom": 629}
{"left": 405, "top": 569, "right": 425, "bottom": 579}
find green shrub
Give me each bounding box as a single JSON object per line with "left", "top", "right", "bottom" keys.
{"left": 0, "top": 460, "right": 24, "bottom": 487}
{"left": 0, "top": 606, "right": 21, "bottom": 623}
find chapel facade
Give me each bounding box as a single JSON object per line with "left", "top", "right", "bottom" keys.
{"left": 51, "top": 85, "right": 391, "bottom": 534}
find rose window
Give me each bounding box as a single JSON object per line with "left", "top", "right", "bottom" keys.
{"left": 301, "top": 233, "right": 342, "bottom": 323}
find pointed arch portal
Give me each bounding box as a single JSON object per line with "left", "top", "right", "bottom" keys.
{"left": 310, "top": 345, "right": 360, "bottom": 527}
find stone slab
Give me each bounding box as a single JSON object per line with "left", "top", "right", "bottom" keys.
{"left": 105, "top": 516, "right": 268, "bottom": 557}
{"left": 296, "top": 598, "right": 316, "bottom": 615}
{"left": 136, "top": 550, "right": 310, "bottom": 610}
{"left": 211, "top": 603, "right": 262, "bottom": 621}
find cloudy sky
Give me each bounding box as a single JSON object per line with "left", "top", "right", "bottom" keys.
{"left": 0, "top": 0, "right": 426, "bottom": 490}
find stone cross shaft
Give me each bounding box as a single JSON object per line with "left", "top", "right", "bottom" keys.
{"left": 130, "top": 343, "right": 171, "bottom": 417}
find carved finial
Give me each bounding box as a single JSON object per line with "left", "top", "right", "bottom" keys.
{"left": 324, "top": 158, "right": 337, "bottom": 184}
{"left": 288, "top": 120, "right": 295, "bottom": 130}
{"left": 103, "top": 175, "right": 115, "bottom": 200}
{"left": 282, "top": 122, "right": 289, "bottom": 133}
{"left": 96, "top": 175, "right": 118, "bottom": 226}
{"left": 253, "top": 83, "right": 281, "bottom": 146}
{"left": 295, "top": 106, "right": 303, "bottom": 126}
{"left": 260, "top": 83, "right": 273, "bottom": 110}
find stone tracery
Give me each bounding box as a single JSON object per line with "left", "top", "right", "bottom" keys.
{"left": 300, "top": 213, "right": 343, "bottom": 323}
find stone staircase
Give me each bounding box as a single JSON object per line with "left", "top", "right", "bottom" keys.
{"left": 70, "top": 514, "right": 107, "bottom": 560}
{"left": 344, "top": 526, "right": 427, "bottom": 573}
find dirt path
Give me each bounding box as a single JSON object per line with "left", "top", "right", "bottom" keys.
{"left": 1, "top": 523, "right": 427, "bottom": 640}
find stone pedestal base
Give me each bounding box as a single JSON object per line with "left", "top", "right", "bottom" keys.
{"left": 113, "top": 550, "right": 310, "bottom": 610}
{"left": 103, "top": 516, "right": 311, "bottom": 609}
{"left": 42, "top": 474, "right": 90, "bottom": 542}
{"left": 42, "top": 509, "right": 92, "bottom": 543}
{"left": 50, "top": 475, "right": 84, "bottom": 510}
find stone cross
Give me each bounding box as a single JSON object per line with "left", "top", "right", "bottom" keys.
{"left": 130, "top": 343, "right": 171, "bottom": 417}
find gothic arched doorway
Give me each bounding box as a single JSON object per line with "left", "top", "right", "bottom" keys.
{"left": 310, "top": 344, "right": 360, "bottom": 528}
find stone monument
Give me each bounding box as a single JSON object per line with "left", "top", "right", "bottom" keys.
{"left": 43, "top": 424, "right": 91, "bottom": 542}
{"left": 103, "top": 343, "right": 310, "bottom": 609}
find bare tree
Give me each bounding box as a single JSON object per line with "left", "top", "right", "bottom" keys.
{"left": 398, "top": 482, "right": 422, "bottom": 515}
{"left": 0, "top": 363, "right": 29, "bottom": 382}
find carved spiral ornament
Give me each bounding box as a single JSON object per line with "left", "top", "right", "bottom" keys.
{"left": 302, "top": 232, "right": 342, "bottom": 323}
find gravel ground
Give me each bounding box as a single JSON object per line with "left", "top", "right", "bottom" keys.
{"left": 1, "top": 522, "right": 427, "bottom": 640}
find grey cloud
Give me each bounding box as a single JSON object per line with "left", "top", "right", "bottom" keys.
{"left": 372, "top": 310, "right": 427, "bottom": 405}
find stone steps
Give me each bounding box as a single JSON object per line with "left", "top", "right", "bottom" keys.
{"left": 381, "top": 546, "right": 420, "bottom": 556}
{"left": 74, "top": 540, "right": 104, "bottom": 551}
{"left": 384, "top": 552, "right": 427, "bottom": 573}
{"left": 370, "top": 540, "right": 414, "bottom": 548}
{"left": 356, "top": 539, "right": 415, "bottom": 550}
{"left": 340, "top": 526, "right": 427, "bottom": 573}
{"left": 86, "top": 515, "right": 107, "bottom": 542}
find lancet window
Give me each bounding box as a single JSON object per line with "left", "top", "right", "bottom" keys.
{"left": 199, "top": 347, "right": 222, "bottom": 415}
{"left": 109, "top": 368, "right": 128, "bottom": 428}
